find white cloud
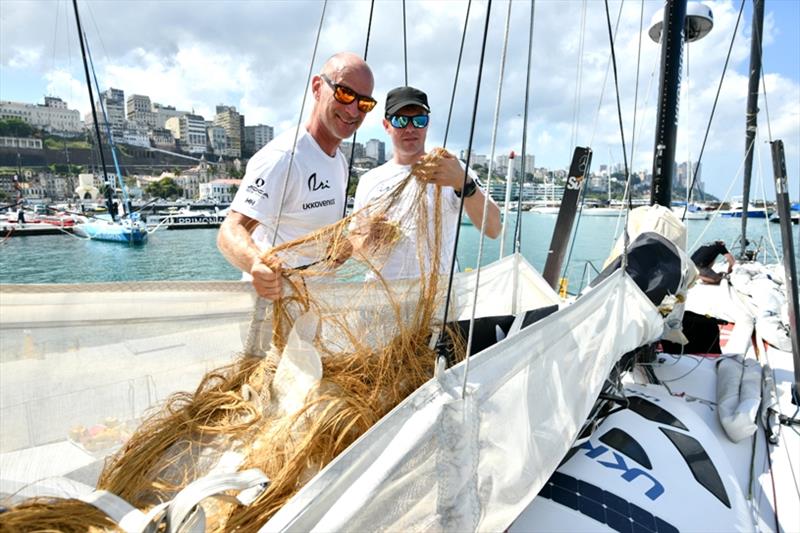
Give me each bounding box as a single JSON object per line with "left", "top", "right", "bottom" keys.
{"left": 7, "top": 47, "right": 42, "bottom": 68}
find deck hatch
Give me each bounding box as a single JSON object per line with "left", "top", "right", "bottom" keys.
{"left": 660, "top": 427, "right": 731, "bottom": 508}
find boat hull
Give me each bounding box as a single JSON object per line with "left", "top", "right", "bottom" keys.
{"left": 74, "top": 222, "right": 148, "bottom": 244}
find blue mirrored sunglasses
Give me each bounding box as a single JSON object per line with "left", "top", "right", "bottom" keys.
{"left": 388, "top": 114, "right": 429, "bottom": 129}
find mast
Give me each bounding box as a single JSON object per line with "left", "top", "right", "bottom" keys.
{"left": 740, "top": 0, "right": 764, "bottom": 254}
{"left": 769, "top": 141, "right": 800, "bottom": 397}
{"left": 71, "top": 0, "right": 115, "bottom": 220}
{"left": 649, "top": 0, "right": 687, "bottom": 207}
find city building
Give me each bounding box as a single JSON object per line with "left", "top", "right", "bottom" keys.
{"left": 150, "top": 127, "right": 175, "bottom": 149}
{"left": 165, "top": 114, "right": 207, "bottom": 154}
{"left": 152, "top": 103, "right": 188, "bottom": 128}
{"left": 121, "top": 123, "right": 150, "bottom": 148}
{"left": 126, "top": 94, "right": 157, "bottom": 129}
{"left": 244, "top": 124, "right": 274, "bottom": 157}
{"left": 97, "top": 88, "right": 126, "bottom": 137}
{"left": 207, "top": 124, "right": 228, "bottom": 156}
{"left": 339, "top": 141, "right": 365, "bottom": 165}
{"left": 175, "top": 157, "right": 212, "bottom": 199}
{"left": 0, "top": 137, "right": 43, "bottom": 150}
{"left": 200, "top": 178, "right": 241, "bottom": 203}
{"left": 0, "top": 97, "right": 83, "bottom": 135}
{"left": 214, "top": 105, "right": 243, "bottom": 158}
{"left": 365, "top": 138, "right": 386, "bottom": 165}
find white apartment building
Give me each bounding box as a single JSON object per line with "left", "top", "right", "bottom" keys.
{"left": 495, "top": 153, "right": 536, "bottom": 176}
{"left": 200, "top": 178, "right": 240, "bottom": 203}
{"left": 0, "top": 97, "right": 83, "bottom": 135}
{"left": 165, "top": 114, "right": 207, "bottom": 154}
{"left": 121, "top": 124, "right": 151, "bottom": 148}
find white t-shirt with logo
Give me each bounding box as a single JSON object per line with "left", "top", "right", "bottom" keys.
{"left": 354, "top": 159, "right": 474, "bottom": 280}
{"left": 230, "top": 129, "right": 348, "bottom": 267}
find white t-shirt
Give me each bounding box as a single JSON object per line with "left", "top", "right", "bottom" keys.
{"left": 230, "top": 129, "right": 348, "bottom": 268}
{"left": 354, "top": 159, "right": 474, "bottom": 280}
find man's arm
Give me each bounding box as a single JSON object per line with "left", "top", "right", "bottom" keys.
{"left": 217, "top": 211, "right": 282, "bottom": 300}
{"left": 723, "top": 252, "right": 735, "bottom": 273}
{"left": 426, "top": 151, "right": 502, "bottom": 238}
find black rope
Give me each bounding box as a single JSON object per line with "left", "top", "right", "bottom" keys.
{"left": 512, "top": 0, "right": 536, "bottom": 253}
{"left": 341, "top": 0, "right": 376, "bottom": 218}
{"left": 686, "top": 0, "right": 746, "bottom": 206}
{"left": 438, "top": 0, "right": 493, "bottom": 344}
{"left": 402, "top": 0, "right": 408, "bottom": 85}
{"left": 603, "top": 0, "right": 630, "bottom": 197}
{"left": 442, "top": 0, "right": 472, "bottom": 148}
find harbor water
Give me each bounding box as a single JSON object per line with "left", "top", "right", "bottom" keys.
{"left": 1, "top": 212, "right": 796, "bottom": 292}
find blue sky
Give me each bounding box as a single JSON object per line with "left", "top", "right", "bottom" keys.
{"left": 1, "top": 0, "right": 798, "bottom": 200}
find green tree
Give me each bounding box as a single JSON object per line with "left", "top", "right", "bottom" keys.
{"left": 0, "top": 118, "right": 34, "bottom": 137}
{"left": 145, "top": 178, "right": 183, "bottom": 199}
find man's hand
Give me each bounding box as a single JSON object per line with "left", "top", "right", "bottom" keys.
{"left": 416, "top": 149, "right": 465, "bottom": 189}
{"left": 251, "top": 260, "right": 282, "bottom": 300}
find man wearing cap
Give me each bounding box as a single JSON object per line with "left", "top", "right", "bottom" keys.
{"left": 691, "top": 240, "right": 735, "bottom": 284}
{"left": 353, "top": 85, "right": 501, "bottom": 280}
{"left": 218, "top": 52, "right": 375, "bottom": 300}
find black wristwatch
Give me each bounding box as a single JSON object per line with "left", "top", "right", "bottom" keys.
{"left": 454, "top": 178, "right": 478, "bottom": 198}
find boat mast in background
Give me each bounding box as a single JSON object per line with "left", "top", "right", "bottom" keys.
{"left": 740, "top": 0, "right": 765, "bottom": 256}
{"left": 648, "top": 1, "right": 714, "bottom": 209}
{"left": 649, "top": 0, "right": 687, "bottom": 208}
{"left": 70, "top": 0, "right": 115, "bottom": 221}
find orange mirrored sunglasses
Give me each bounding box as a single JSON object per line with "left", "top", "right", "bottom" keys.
{"left": 320, "top": 74, "right": 377, "bottom": 113}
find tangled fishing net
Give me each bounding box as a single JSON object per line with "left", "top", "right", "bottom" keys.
{"left": 0, "top": 149, "right": 466, "bottom": 531}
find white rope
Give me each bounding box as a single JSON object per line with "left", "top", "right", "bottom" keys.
{"left": 570, "top": 0, "right": 588, "bottom": 151}
{"left": 755, "top": 128, "right": 780, "bottom": 261}
{"left": 461, "top": 0, "right": 515, "bottom": 399}
{"left": 690, "top": 141, "right": 754, "bottom": 251}
{"left": 245, "top": 0, "right": 328, "bottom": 357}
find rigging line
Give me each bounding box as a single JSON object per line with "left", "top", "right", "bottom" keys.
{"left": 686, "top": 0, "right": 746, "bottom": 207}
{"left": 71, "top": 0, "right": 113, "bottom": 214}
{"left": 462, "top": 0, "right": 514, "bottom": 398}
{"left": 402, "top": 0, "right": 408, "bottom": 85}
{"left": 756, "top": 129, "right": 780, "bottom": 260}
{"left": 689, "top": 141, "right": 753, "bottom": 250}
{"left": 681, "top": 43, "right": 692, "bottom": 223}
{"left": 442, "top": 0, "right": 472, "bottom": 148}
{"left": 51, "top": 0, "right": 61, "bottom": 74}
{"left": 563, "top": 0, "right": 624, "bottom": 284}
{"left": 435, "top": 0, "right": 492, "bottom": 378}
{"left": 341, "top": 0, "right": 375, "bottom": 218}
{"left": 588, "top": 0, "right": 624, "bottom": 149}
{"left": 84, "top": 0, "right": 111, "bottom": 66}
{"left": 511, "top": 0, "right": 536, "bottom": 253}
{"left": 628, "top": 0, "right": 645, "bottom": 215}
{"left": 570, "top": 0, "right": 588, "bottom": 150}
{"left": 602, "top": 0, "right": 632, "bottom": 270}
{"left": 244, "top": 2, "right": 328, "bottom": 357}
{"left": 84, "top": 30, "right": 129, "bottom": 211}
{"left": 271, "top": 0, "right": 327, "bottom": 248}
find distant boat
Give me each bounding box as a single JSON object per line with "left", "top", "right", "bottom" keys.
{"left": 74, "top": 215, "right": 148, "bottom": 244}
{"left": 720, "top": 199, "right": 769, "bottom": 218}
{"left": 146, "top": 208, "right": 225, "bottom": 230}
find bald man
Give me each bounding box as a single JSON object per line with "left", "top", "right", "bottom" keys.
{"left": 218, "top": 52, "right": 376, "bottom": 299}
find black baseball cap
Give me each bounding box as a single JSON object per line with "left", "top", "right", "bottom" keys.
{"left": 385, "top": 86, "right": 430, "bottom": 116}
